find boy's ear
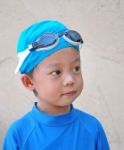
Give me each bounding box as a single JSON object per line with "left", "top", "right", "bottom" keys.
{"left": 20, "top": 74, "right": 34, "bottom": 91}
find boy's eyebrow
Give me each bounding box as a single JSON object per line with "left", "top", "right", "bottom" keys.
{"left": 47, "top": 63, "right": 60, "bottom": 68}
{"left": 47, "top": 57, "right": 80, "bottom": 68}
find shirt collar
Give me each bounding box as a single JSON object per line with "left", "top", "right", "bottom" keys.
{"left": 30, "top": 102, "right": 77, "bottom": 126}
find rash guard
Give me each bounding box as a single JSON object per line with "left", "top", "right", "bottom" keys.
{"left": 2, "top": 103, "right": 110, "bottom": 150}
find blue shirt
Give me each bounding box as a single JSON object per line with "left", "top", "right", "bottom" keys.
{"left": 2, "top": 103, "right": 110, "bottom": 150}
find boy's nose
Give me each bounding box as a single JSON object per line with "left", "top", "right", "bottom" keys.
{"left": 63, "top": 74, "right": 75, "bottom": 87}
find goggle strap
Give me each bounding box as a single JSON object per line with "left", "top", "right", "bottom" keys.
{"left": 15, "top": 49, "right": 30, "bottom": 74}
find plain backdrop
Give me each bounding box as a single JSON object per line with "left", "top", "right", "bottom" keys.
{"left": 0, "top": 0, "right": 124, "bottom": 149}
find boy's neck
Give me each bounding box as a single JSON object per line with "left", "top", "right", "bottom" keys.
{"left": 37, "top": 102, "right": 71, "bottom": 115}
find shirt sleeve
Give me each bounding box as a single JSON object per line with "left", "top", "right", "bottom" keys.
{"left": 96, "top": 122, "right": 110, "bottom": 150}
{"left": 2, "top": 125, "right": 19, "bottom": 150}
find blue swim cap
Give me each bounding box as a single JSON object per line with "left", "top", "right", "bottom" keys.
{"left": 16, "top": 20, "right": 80, "bottom": 74}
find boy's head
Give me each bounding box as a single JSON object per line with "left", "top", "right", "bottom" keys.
{"left": 15, "top": 20, "right": 83, "bottom": 74}
{"left": 15, "top": 20, "right": 84, "bottom": 113}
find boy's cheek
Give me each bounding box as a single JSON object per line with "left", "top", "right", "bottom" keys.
{"left": 42, "top": 85, "right": 59, "bottom": 96}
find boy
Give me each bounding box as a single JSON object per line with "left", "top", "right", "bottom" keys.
{"left": 2, "top": 20, "right": 110, "bottom": 150}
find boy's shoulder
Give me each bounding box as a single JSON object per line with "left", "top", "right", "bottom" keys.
{"left": 11, "top": 111, "right": 34, "bottom": 127}
{"left": 6, "top": 110, "right": 36, "bottom": 141}
{"left": 74, "top": 107, "right": 103, "bottom": 130}
{"left": 74, "top": 108, "right": 110, "bottom": 149}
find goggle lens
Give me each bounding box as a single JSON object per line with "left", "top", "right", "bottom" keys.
{"left": 32, "top": 33, "right": 57, "bottom": 49}
{"left": 64, "top": 30, "right": 83, "bottom": 43}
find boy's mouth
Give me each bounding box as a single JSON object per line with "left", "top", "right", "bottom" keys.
{"left": 61, "top": 90, "right": 77, "bottom": 97}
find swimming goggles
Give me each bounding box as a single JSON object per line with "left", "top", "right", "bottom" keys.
{"left": 15, "top": 30, "right": 83, "bottom": 73}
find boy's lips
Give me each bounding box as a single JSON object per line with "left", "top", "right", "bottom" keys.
{"left": 61, "top": 90, "right": 77, "bottom": 96}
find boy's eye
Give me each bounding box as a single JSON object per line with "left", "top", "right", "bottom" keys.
{"left": 50, "top": 70, "right": 61, "bottom": 76}
{"left": 73, "top": 66, "right": 80, "bottom": 73}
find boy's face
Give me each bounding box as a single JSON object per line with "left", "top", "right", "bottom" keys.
{"left": 27, "top": 47, "right": 83, "bottom": 114}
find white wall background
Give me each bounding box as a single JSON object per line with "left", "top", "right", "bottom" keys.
{"left": 0, "top": 0, "right": 124, "bottom": 149}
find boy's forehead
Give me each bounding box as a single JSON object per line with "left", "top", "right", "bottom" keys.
{"left": 46, "top": 57, "right": 80, "bottom": 68}
{"left": 39, "top": 47, "right": 80, "bottom": 67}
